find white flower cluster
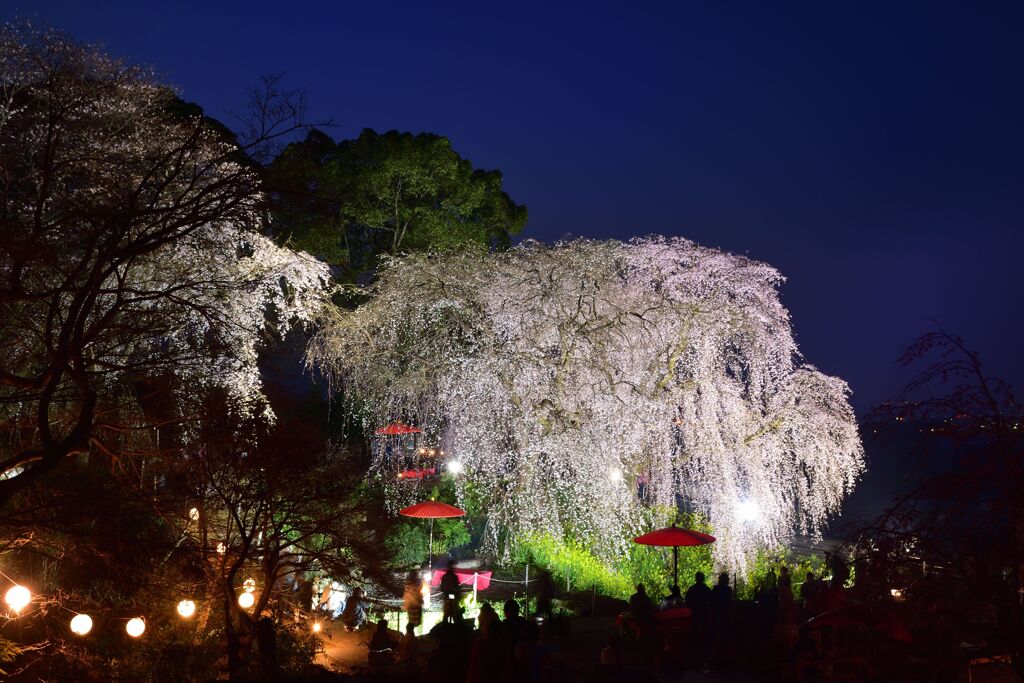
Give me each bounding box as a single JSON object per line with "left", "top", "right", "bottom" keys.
{"left": 119, "top": 219, "right": 332, "bottom": 419}
{"left": 311, "top": 237, "right": 863, "bottom": 570}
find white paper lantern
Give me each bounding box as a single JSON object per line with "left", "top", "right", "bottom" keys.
{"left": 126, "top": 617, "right": 145, "bottom": 637}
{"left": 177, "top": 599, "right": 196, "bottom": 618}
{"left": 69, "top": 613, "right": 93, "bottom": 636}
{"left": 4, "top": 585, "right": 30, "bottom": 614}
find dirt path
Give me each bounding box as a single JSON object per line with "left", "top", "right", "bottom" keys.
{"left": 317, "top": 622, "right": 376, "bottom": 673}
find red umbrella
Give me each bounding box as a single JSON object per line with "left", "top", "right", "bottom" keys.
{"left": 399, "top": 500, "right": 465, "bottom": 571}
{"left": 375, "top": 422, "right": 422, "bottom": 435}
{"left": 633, "top": 524, "right": 716, "bottom": 590}
{"left": 399, "top": 501, "right": 465, "bottom": 518}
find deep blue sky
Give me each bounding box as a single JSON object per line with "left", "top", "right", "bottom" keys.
{"left": 9, "top": 0, "right": 1023, "bottom": 414}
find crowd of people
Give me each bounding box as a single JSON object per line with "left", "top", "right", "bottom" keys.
{"left": 347, "top": 562, "right": 862, "bottom": 681}
{"left": 364, "top": 594, "right": 563, "bottom": 682}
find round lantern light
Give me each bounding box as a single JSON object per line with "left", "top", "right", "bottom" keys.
{"left": 69, "top": 613, "right": 93, "bottom": 636}
{"left": 125, "top": 617, "right": 146, "bottom": 637}
{"left": 177, "top": 599, "right": 197, "bottom": 618}
{"left": 312, "top": 621, "right": 322, "bottom": 633}
{"left": 188, "top": 507, "right": 200, "bottom": 521}
{"left": 237, "top": 592, "right": 255, "bottom": 609}
{"left": 4, "top": 584, "right": 31, "bottom": 614}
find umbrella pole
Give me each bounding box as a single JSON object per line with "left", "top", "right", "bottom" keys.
{"left": 428, "top": 517, "right": 435, "bottom": 573}
{"left": 673, "top": 546, "right": 679, "bottom": 590}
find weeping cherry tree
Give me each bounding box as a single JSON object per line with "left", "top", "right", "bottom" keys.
{"left": 310, "top": 237, "right": 864, "bottom": 570}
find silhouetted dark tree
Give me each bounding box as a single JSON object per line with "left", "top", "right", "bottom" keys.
{"left": 0, "top": 25, "right": 325, "bottom": 508}
{"left": 859, "top": 327, "right": 1023, "bottom": 666}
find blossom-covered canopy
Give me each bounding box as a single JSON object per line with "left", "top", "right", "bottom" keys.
{"left": 311, "top": 237, "right": 864, "bottom": 568}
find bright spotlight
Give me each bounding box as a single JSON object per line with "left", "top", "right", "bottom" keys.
{"left": 126, "top": 617, "right": 146, "bottom": 637}
{"left": 237, "top": 592, "right": 255, "bottom": 609}
{"left": 312, "top": 621, "right": 322, "bottom": 633}
{"left": 4, "top": 585, "right": 31, "bottom": 614}
{"left": 177, "top": 599, "right": 196, "bottom": 618}
{"left": 70, "top": 613, "right": 93, "bottom": 636}
{"left": 736, "top": 500, "right": 760, "bottom": 522}
{"left": 446, "top": 460, "right": 464, "bottom": 475}
{"left": 608, "top": 468, "right": 623, "bottom": 483}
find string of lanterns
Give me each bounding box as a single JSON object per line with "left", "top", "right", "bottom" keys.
{"left": 1, "top": 507, "right": 333, "bottom": 639}
{"left": 3, "top": 579, "right": 323, "bottom": 638}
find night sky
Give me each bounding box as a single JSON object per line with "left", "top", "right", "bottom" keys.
{"left": 9, "top": 1, "right": 1023, "bottom": 416}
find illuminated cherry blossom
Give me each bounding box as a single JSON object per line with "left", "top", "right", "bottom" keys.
{"left": 311, "top": 237, "right": 864, "bottom": 569}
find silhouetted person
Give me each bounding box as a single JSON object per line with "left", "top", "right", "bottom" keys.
{"left": 440, "top": 565, "right": 460, "bottom": 623}
{"left": 661, "top": 584, "right": 684, "bottom": 609}
{"left": 685, "top": 572, "right": 712, "bottom": 661}
{"left": 477, "top": 600, "right": 498, "bottom": 635}
{"left": 629, "top": 583, "right": 656, "bottom": 624}
{"left": 756, "top": 568, "right": 779, "bottom": 634}
{"left": 467, "top": 616, "right": 507, "bottom": 683}
{"left": 710, "top": 572, "right": 732, "bottom": 655}
{"left": 778, "top": 566, "right": 796, "bottom": 624}
{"left": 403, "top": 570, "right": 424, "bottom": 632}
{"left": 340, "top": 587, "right": 368, "bottom": 631}
{"left": 535, "top": 568, "right": 555, "bottom": 619}
{"left": 502, "top": 599, "right": 528, "bottom": 650}
{"left": 799, "top": 571, "right": 817, "bottom": 614}
{"left": 825, "top": 573, "right": 847, "bottom": 611}
{"left": 368, "top": 618, "right": 395, "bottom": 667}
{"left": 398, "top": 622, "right": 418, "bottom": 663}
{"left": 425, "top": 614, "right": 470, "bottom": 682}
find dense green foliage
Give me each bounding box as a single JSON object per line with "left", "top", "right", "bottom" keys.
{"left": 510, "top": 509, "right": 832, "bottom": 602}
{"left": 268, "top": 128, "right": 527, "bottom": 281}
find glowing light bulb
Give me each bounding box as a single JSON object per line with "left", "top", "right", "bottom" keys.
{"left": 237, "top": 592, "right": 255, "bottom": 609}
{"left": 177, "top": 599, "right": 196, "bottom": 618}
{"left": 189, "top": 507, "right": 200, "bottom": 521}
{"left": 312, "top": 621, "right": 322, "bottom": 633}
{"left": 70, "top": 613, "right": 93, "bottom": 635}
{"left": 446, "top": 460, "right": 463, "bottom": 475}
{"left": 126, "top": 617, "right": 145, "bottom": 637}
{"left": 4, "top": 585, "right": 31, "bottom": 614}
